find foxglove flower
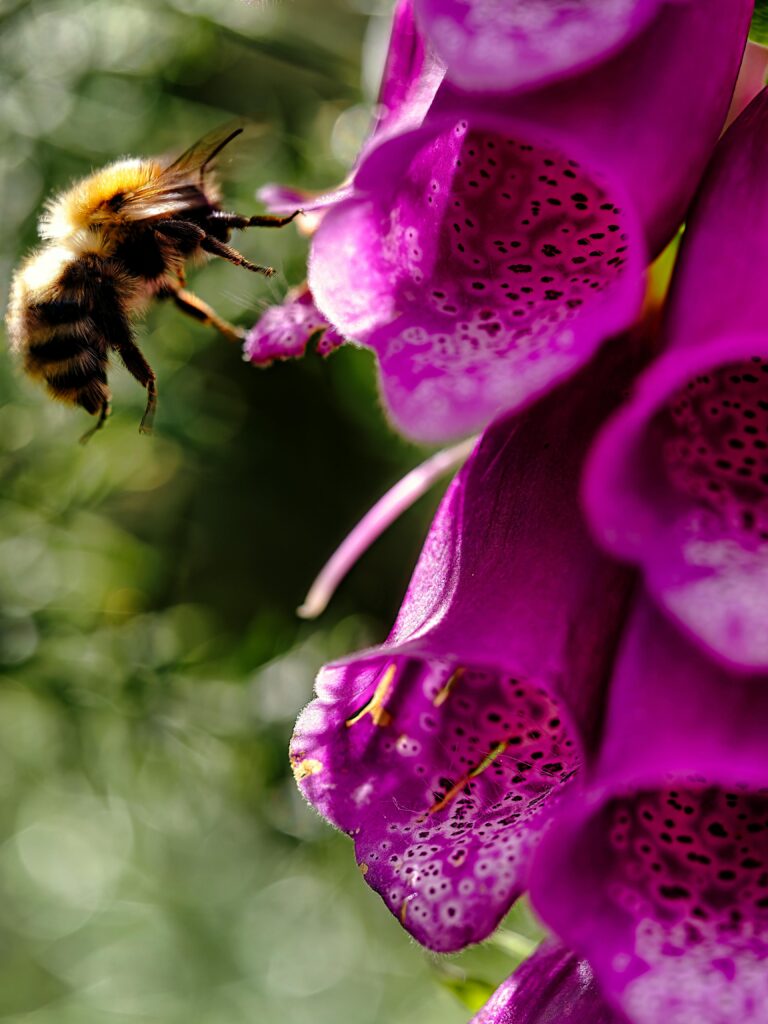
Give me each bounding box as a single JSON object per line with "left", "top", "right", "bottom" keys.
{"left": 309, "top": 0, "right": 751, "bottom": 441}
{"left": 291, "top": 344, "right": 638, "bottom": 952}
{"left": 585, "top": 88, "right": 768, "bottom": 671}
{"left": 531, "top": 597, "right": 768, "bottom": 1024}
{"left": 255, "top": 0, "right": 445, "bottom": 218}
{"left": 244, "top": 287, "right": 343, "bottom": 364}
{"left": 414, "top": 0, "right": 668, "bottom": 94}
{"left": 246, "top": 0, "right": 445, "bottom": 367}
{"left": 471, "top": 941, "right": 625, "bottom": 1024}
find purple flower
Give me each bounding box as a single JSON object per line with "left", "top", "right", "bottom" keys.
{"left": 531, "top": 597, "right": 768, "bottom": 1024}
{"left": 414, "top": 0, "right": 665, "bottom": 94}
{"left": 585, "top": 89, "right": 768, "bottom": 671}
{"left": 470, "top": 941, "right": 625, "bottom": 1024}
{"left": 244, "top": 287, "right": 343, "bottom": 366}
{"left": 371, "top": 0, "right": 446, "bottom": 153}
{"left": 291, "top": 344, "right": 638, "bottom": 951}
{"left": 254, "top": 0, "right": 445, "bottom": 219}
{"left": 246, "top": 0, "right": 445, "bottom": 367}
{"left": 308, "top": 0, "right": 751, "bottom": 442}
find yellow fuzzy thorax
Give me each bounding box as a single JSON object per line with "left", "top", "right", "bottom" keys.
{"left": 39, "top": 158, "right": 163, "bottom": 241}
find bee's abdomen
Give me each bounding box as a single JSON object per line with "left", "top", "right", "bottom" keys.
{"left": 24, "top": 311, "right": 109, "bottom": 412}
{"left": 27, "top": 330, "right": 90, "bottom": 366}
{"left": 45, "top": 354, "right": 108, "bottom": 412}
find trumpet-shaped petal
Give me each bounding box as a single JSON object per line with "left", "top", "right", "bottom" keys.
{"left": 309, "top": 0, "right": 751, "bottom": 441}
{"left": 532, "top": 598, "right": 768, "bottom": 1024}
{"left": 585, "top": 91, "right": 768, "bottom": 670}
{"left": 415, "top": 0, "right": 664, "bottom": 94}
{"left": 373, "top": 0, "right": 446, "bottom": 151}
{"left": 310, "top": 116, "right": 644, "bottom": 442}
{"left": 255, "top": 0, "right": 444, "bottom": 219}
{"left": 471, "top": 941, "right": 625, "bottom": 1024}
{"left": 291, "top": 347, "right": 637, "bottom": 951}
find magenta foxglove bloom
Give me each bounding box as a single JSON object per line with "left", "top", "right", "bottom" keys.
{"left": 309, "top": 0, "right": 751, "bottom": 442}
{"left": 246, "top": 0, "right": 445, "bottom": 367}
{"left": 254, "top": 0, "right": 445, "bottom": 219}
{"left": 243, "top": 287, "right": 343, "bottom": 364}
{"left": 291, "top": 346, "right": 638, "bottom": 952}
{"left": 414, "top": 0, "right": 666, "bottom": 94}
{"left": 585, "top": 89, "right": 768, "bottom": 671}
{"left": 471, "top": 941, "right": 625, "bottom": 1024}
{"left": 531, "top": 597, "right": 768, "bottom": 1024}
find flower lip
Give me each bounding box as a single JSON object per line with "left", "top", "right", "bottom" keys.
{"left": 293, "top": 644, "right": 585, "bottom": 953}
{"left": 310, "top": 111, "right": 646, "bottom": 443}
{"left": 584, "top": 331, "right": 768, "bottom": 673}
{"left": 414, "top": 0, "right": 666, "bottom": 95}
{"left": 531, "top": 598, "right": 768, "bottom": 1024}
{"left": 542, "top": 779, "right": 768, "bottom": 1024}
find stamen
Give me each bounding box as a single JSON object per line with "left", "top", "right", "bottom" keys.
{"left": 345, "top": 662, "right": 398, "bottom": 728}
{"left": 297, "top": 437, "right": 477, "bottom": 618}
{"left": 429, "top": 741, "right": 509, "bottom": 815}
{"left": 291, "top": 757, "right": 323, "bottom": 782}
{"left": 433, "top": 666, "right": 465, "bottom": 707}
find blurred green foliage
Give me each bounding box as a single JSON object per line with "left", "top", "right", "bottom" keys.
{"left": 0, "top": 0, "right": 542, "bottom": 1020}
{"left": 752, "top": 2, "right": 768, "bottom": 44}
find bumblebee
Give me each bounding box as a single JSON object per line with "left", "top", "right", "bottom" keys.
{"left": 6, "top": 126, "right": 299, "bottom": 441}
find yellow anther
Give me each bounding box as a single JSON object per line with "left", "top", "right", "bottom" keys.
{"left": 429, "top": 741, "right": 509, "bottom": 815}
{"left": 291, "top": 757, "right": 324, "bottom": 782}
{"left": 433, "top": 666, "right": 465, "bottom": 707}
{"left": 345, "top": 662, "right": 397, "bottom": 728}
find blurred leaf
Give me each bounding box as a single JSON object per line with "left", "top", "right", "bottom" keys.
{"left": 434, "top": 966, "right": 497, "bottom": 1014}
{"left": 751, "top": 2, "right": 768, "bottom": 42}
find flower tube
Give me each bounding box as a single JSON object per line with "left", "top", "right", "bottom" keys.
{"left": 309, "top": 0, "right": 751, "bottom": 442}
{"left": 291, "top": 343, "right": 639, "bottom": 952}
{"left": 414, "top": 0, "right": 668, "bottom": 95}
{"left": 585, "top": 89, "right": 768, "bottom": 671}
{"left": 532, "top": 597, "right": 768, "bottom": 1024}
{"left": 246, "top": 0, "right": 445, "bottom": 367}
{"left": 471, "top": 941, "right": 625, "bottom": 1024}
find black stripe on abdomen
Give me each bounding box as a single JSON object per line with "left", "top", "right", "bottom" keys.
{"left": 30, "top": 298, "right": 86, "bottom": 326}
{"left": 47, "top": 361, "right": 107, "bottom": 393}
{"left": 29, "top": 331, "right": 90, "bottom": 365}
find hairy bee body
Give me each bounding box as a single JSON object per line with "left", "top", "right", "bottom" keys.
{"left": 6, "top": 130, "right": 299, "bottom": 440}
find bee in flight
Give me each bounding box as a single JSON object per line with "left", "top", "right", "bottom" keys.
{"left": 6, "top": 126, "right": 299, "bottom": 441}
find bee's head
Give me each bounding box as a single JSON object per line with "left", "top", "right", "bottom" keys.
{"left": 40, "top": 158, "right": 161, "bottom": 240}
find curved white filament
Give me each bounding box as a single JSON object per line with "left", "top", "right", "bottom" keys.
{"left": 297, "top": 437, "right": 478, "bottom": 619}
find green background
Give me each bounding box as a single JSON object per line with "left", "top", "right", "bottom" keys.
{"left": 0, "top": 1, "right": 542, "bottom": 1021}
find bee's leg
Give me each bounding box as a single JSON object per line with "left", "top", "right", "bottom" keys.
{"left": 207, "top": 210, "right": 302, "bottom": 230}
{"left": 199, "top": 235, "right": 275, "bottom": 277}
{"left": 114, "top": 339, "right": 158, "bottom": 435}
{"left": 165, "top": 287, "right": 245, "bottom": 342}
{"left": 79, "top": 397, "right": 112, "bottom": 445}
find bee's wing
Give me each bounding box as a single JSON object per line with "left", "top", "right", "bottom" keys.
{"left": 164, "top": 122, "right": 245, "bottom": 180}
{"left": 119, "top": 183, "right": 211, "bottom": 221}
{"left": 119, "top": 123, "right": 245, "bottom": 222}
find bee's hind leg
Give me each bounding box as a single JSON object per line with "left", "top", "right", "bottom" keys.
{"left": 113, "top": 338, "right": 158, "bottom": 435}
{"left": 79, "top": 396, "right": 112, "bottom": 445}
{"left": 163, "top": 286, "right": 245, "bottom": 342}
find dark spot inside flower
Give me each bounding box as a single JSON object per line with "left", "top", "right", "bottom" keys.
{"left": 659, "top": 885, "right": 691, "bottom": 900}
